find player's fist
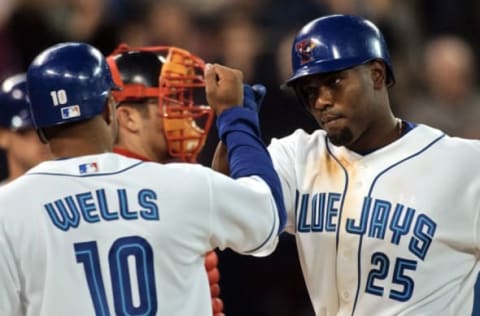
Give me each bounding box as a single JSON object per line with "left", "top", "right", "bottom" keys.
{"left": 204, "top": 63, "right": 243, "bottom": 116}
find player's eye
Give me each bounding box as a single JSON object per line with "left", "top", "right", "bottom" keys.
{"left": 300, "top": 86, "right": 319, "bottom": 107}
{"left": 325, "top": 76, "right": 342, "bottom": 88}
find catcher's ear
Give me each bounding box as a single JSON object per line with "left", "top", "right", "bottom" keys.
{"left": 116, "top": 105, "right": 142, "bottom": 133}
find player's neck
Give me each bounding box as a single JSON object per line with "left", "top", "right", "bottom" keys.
{"left": 6, "top": 156, "right": 26, "bottom": 182}
{"left": 113, "top": 146, "right": 151, "bottom": 161}
{"left": 48, "top": 118, "right": 114, "bottom": 158}
{"left": 114, "top": 136, "right": 170, "bottom": 162}
{"left": 348, "top": 116, "right": 402, "bottom": 154}
{"left": 49, "top": 134, "right": 113, "bottom": 158}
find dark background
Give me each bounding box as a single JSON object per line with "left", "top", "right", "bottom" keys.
{"left": 2, "top": 0, "right": 480, "bottom": 314}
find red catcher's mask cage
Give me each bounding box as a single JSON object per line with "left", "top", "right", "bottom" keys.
{"left": 107, "top": 43, "right": 214, "bottom": 162}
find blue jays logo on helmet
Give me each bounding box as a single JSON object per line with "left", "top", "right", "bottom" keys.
{"left": 295, "top": 39, "right": 317, "bottom": 65}
{"left": 286, "top": 14, "right": 395, "bottom": 87}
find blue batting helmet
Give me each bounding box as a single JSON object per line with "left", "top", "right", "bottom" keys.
{"left": 286, "top": 14, "right": 395, "bottom": 87}
{"left": 0, "top": 73, "right": 34, "bottom": 130}
{"left": 26, "top": 42, "right": 118, "bottom": 129}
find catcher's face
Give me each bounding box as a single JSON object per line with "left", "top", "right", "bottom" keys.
{"left": 160, "top": 99, "right": 212, "bottom": 163}
{"left": 139, "top": 99, "right": 209, "bottom": 163}
{"left": 108, "top": 45, "right": 214, "bottom": 162}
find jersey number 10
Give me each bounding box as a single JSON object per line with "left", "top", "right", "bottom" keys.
{"left": 74, "top": 236, "right": 158, "bottom": 316}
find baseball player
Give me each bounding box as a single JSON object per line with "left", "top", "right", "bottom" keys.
{"left": 0, "top": 73, "right": 51, "bottom": 185}
{"left": 106, "top": 43, "right": 223, "bottom": 315}
{"left": 0, "top": 42, "right": 286, "bottom": 316}
{"left": 213, "top": 14, "right": 480, "bottom": 315}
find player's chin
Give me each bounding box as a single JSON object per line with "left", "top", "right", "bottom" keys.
{"left": 327, "top": 127, "right": 353, "bottom": 146}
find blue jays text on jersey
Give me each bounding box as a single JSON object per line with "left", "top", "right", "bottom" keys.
{"left": 295, "top": 190, "right": 436, "bottom": 261}
{"left": 44, "top": 187, "right": 159, "bottom": 231}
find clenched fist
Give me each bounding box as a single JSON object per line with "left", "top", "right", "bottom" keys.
{"left": 204, "top": 63, "right": 243, "bottom": 116}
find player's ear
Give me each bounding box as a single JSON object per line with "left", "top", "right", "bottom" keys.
{"left": 369, "top": 60, "right": 386, "bottom": 89}
{"left": 116, "top": 104, "right": 141, "bottom": 133}
{"left": 102, "top": 94, "right": 116, "bottom": 126}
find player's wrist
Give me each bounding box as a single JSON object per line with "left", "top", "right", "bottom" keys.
{"left": 216, "top": 107, "right": 260, "bottom": 144}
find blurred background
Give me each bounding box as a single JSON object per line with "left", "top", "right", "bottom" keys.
{"left": 2, "top": 0, "right": 480, "bottom": 315}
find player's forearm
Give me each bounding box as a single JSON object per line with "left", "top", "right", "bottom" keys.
{"left": 211, "top": 141, "right": 229, "bottom": 175}
{"left": 216, "top": 107, "right": 286, "bottom": 232}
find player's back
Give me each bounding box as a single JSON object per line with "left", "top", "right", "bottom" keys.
{"left": 0, "top": 152, "right": 278, "bottom": 316}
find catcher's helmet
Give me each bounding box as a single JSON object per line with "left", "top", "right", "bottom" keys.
{"left": 286, "top": 14, "right": 395, "bottom": 87}
{"left": 0, "top": 73, "right": 34, "bottom": 130}
{"left": 26, "top": 42, "right": 118, "bottom": 129}
{"left": 107, "top": 44, "right": 214, "bottom": 162}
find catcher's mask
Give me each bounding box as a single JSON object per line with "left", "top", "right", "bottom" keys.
{"left": 107, "top": 43, "right": 214, "bottom": 162}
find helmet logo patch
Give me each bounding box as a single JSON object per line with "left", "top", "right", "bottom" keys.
{"left": 61, "top": 105, "right": 81, "bottom": 119}
{"left": 295, "top": 39, "right": 316, "bottom": 65}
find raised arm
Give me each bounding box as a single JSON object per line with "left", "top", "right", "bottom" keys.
{"left": 205, "top": 63, "right": 286, "bottom": 233}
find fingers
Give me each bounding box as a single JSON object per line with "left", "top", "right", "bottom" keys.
{"left": 204, "top": 251, "right": 218, "bottom": 270}
{"left": 204, "top": 251, "right": 220, "bottom": 285}
{"left": 208, "top": 268, "right": 220, "bottom": 284}
{"left": 213, "top": 63, "right": 243, "bottom": 84}
{"left": 204, "top": 63, "right": 218, "bottom": 97}
{"left": 212, "top": 297, "right": 224, "bottom": 315}
{"left": 210, "top": 283, "right": 221, "bottom": 297}
{"left": 203, "top": 249, "right": 223, "bottom": 315}
{"left": 204, "top": 63, "right": 244, "bottom": 116}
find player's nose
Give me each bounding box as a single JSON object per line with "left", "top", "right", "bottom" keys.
{"left": 311, "top": 86, "right": 334, "bottom": 112}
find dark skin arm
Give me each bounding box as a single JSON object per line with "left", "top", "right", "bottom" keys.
{"left": 205, "top": 63, "right": 243, "bottom": 176}
{"left": 211, "top": 141, "right": 229, "bottom": 175}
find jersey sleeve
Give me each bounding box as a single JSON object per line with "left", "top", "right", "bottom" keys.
{"left": 268, "top": 133, "right": 299, "bottom": 234}
{"left": 0, "top": 219, "right": 22, "bottom": 316}
{"left": 216, "top": 106, "right": 286, "bottom": 233}
{"left": 207, "top": 171, "right": 279, "bottom": 257}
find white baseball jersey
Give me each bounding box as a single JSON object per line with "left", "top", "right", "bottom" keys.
{"left": 0, "top": 153, "right": 279, "bottom": 316}
{"left": 268, "top": 124, "right": 480, "bottom": 315}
